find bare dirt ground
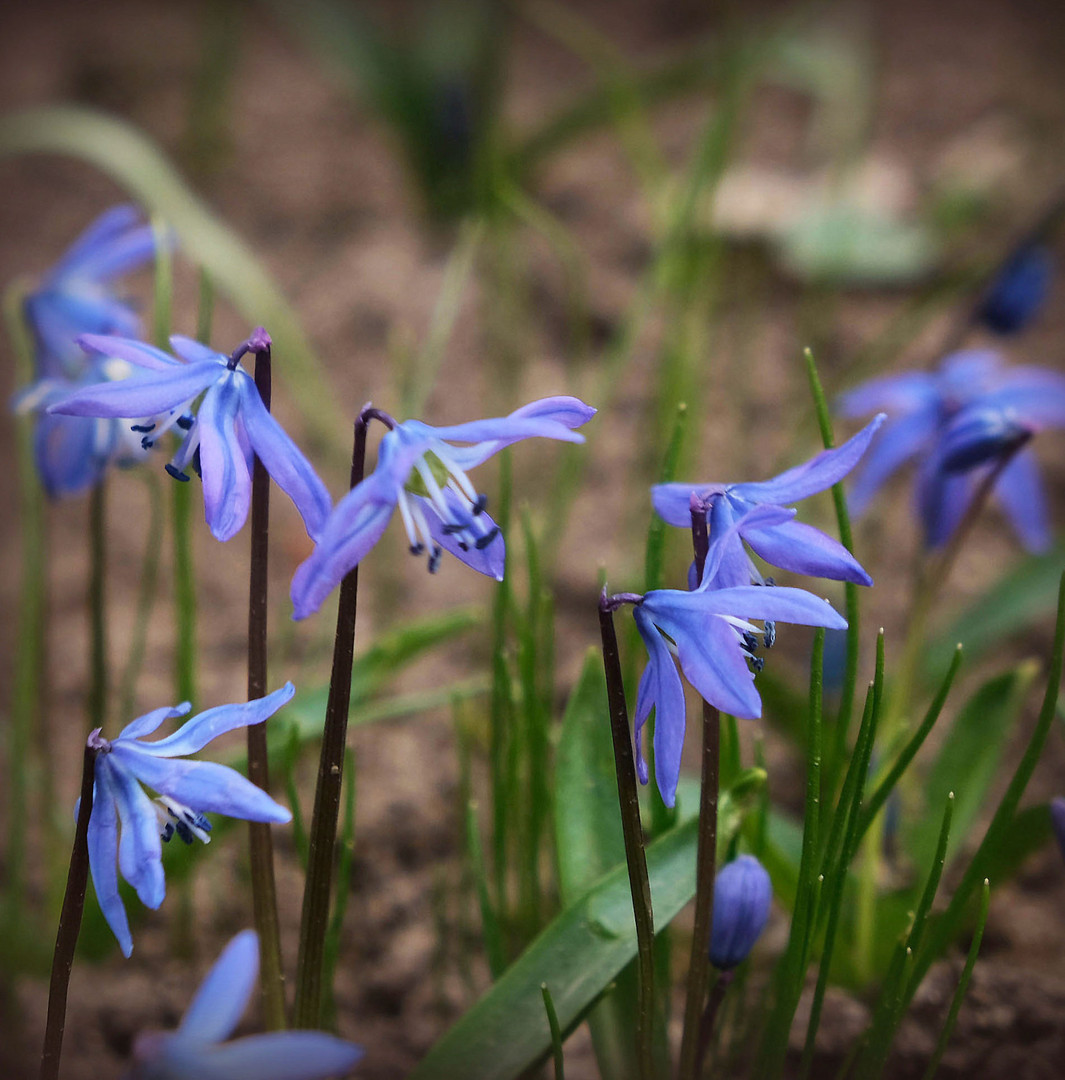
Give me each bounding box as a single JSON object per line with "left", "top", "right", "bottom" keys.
{"left": 2, "top": 1, "right": 1065, "bottom": 1077}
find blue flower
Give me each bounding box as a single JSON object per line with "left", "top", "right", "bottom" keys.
{"left": 709, "top": 854, "right": 772, "bottom": 970}
{"left": 651, "top": 416, "right": 883, "bottom": 590}
{"left": 978, "top": 245, "right": 1053, "bottom": 335}
{"left": 84, "top": 684, "right": 295, "bottom": 957}
{"left": 47, "top": 330, "right": 332, "bottom": 542}
{"left": 127, "top": 930, "right": 362, "bottom": 1080}
{"left": 14, "top": 206, "right": 160, "bottom": 497}
{"left": 632, "top": 522, "right": 847, "bottom": 806}
{"left": 290, "top": 396, "right": 596, "bottom": 619}
{"left": 838, "top": 350, "right": 1065, "bottom": 550}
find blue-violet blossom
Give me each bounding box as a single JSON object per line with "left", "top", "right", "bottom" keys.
{"left": 15, "top": 205, "right": 160, "bottom": 496}
{"left": 633, "top": 505, "right": 848, "bottom": 807}
{"left": 85, "top": 684, "right": 295, "bottom": 956}
{"left": 290, "top": 396, "right": 595, "bottom": 619}
{"left": 709, "top": 854, "right": 773, "bottom": 970}
{"left": 127, "top": 930, "right": 362, "bottom": 1080}
{"left": 651, "top": 415, "right": 884, "bottom": 590}
{"left": 838, "top": 350, "right": 1065, "bottom": 550}
{"left": 47, "top": 330, "right": 332, "bottom": 541}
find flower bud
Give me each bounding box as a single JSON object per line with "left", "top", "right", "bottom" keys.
{"left": 709, "top": 855, "right": 772, "bottom": 970}
{"left": 979, "top": 246, "right": 1053, "bottom": 335}
{"left": 939, "top": 405, "right": 1029, "bottom": 472}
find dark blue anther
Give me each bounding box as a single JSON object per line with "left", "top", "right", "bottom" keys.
{"left": 474, "top": 527, "right": 500, "bottom": 550}
{"left": 749, "top": 656, "right": 765, "bottom": 673}
{"left": 166, "top": 464, "right": 191, "bottom": 482}
{"left": 442, "top": 523, "right": 465, "bottom": 535}
{"left": 473, "top": 493, "right": 488, "bottom": 516}
{"left": 763, "top": 621, "right": 776, "bottom": 649}
{"left": 410, "top": 543, "right": 425, "bottom": 556}
{"left": 176, "top": 414, "right": 194, "bottom": 431}
{"left": 191, "top": 448, "right": 202, "bottom": 478}
{"left": 131, "top": 422, "right": 155, "bottom": 433}
{"left": 428, "top": 545, "right": 443, "bottom": 573}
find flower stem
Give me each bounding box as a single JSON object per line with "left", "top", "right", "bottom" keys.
{"left": 293, "top": 408, "right": 374, "bottom": 1029}
{"left": 597, "top": 594, "right": 656, "bottom": 1080}
{"left": 87, "top": 480, "right": 108, "bottom": 731}
{"left": 245, "top": 342, "right": 286, "bottom": 1030}
{"left": 678, "top": 501, "right": 720, "bottom": 1080}
{"left": 693, "top": 969, "right": 734, "bottom": 1078}
{"left": 39, "top": 742, "right": 96, "bottom": 1080}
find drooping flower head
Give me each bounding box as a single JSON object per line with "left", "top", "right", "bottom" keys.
{"left": 630, "top": 504, "right": 848, "bottom": 807}
{"left": 838, "top": 350, "right": 1065, "bottom": 550}
{"left": 47, "top": 330, "right": 332, "bottom": 542}
{"left": 652, "top": 415, "right": 884, "bottom": 591}
{"left": 127, "top": 930, "right": 362, "bottom": 1080}
{"left": 709, "top": 854, "right": 773, "bottom": 970}
{"left": 14, "top": 205, "right": 161, "bottom": 496}
{"left": 290, "top": 396, "right": 596, "bottom": 619}
{"left": 84, "top": 684, "right": 295, "bottom": 956}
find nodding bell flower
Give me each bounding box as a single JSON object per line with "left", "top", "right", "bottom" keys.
{"left": 127, "top": 930, "right": 362, "bottom": 1080}
{"left": 632, "top": 506, "right": 848, "bottom": 808}
{"left": 290, "top": 396, "right": 596, "bottom": 619}
{"left": 709, "top": 855, "right": 772, "bottom": 970}
{"left": 838, "top": 350, "right": 1065, "bottom": 551}
{"left": 652, "top": 415, "right": 883, "bottom": 590}
{"left": 47, "top": 329, "right": 332, "bottom": 542}
{"left": 978, "top": 245, "right": 1053, "bottom": 336}
{"left": 15, "top": 205, "right": 161, "bottom": 497}
{"left": 83, "top": 684, "right": 295, "bottom": 957}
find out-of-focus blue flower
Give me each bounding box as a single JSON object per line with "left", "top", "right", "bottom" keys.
{"left": 978, "top": 246, "right": 1053, "bottom": 335}
{"left": 15, "top": 206, "right": 160, "bottom": 497}
{"left": 84, "top": 684, "right": 294, "bottom": 957}
{"left": 632, "top": 511, "right": 847, "bottom": 806}
{"left": 47, "top": 330, "right": 332, "bottom": 542}
{"left": 290, "top": 396, "right": 596, "bottom": 619}
{"left": 709, "top": 854, "right": 772, "bottom": 970}
{"left": 126, "top": 930, "right": 362, "bottom": 1080}
{"left": 1050, "top": 798, "right": 1065, "bottom": 869}
{"left": 838, "top": 350, "right": 1065, "bottom": 550}
{"left": 652, "top": 416, "right": 883, "bottom": 590}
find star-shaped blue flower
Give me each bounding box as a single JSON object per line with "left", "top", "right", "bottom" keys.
{"left": 290, "top": 396, "right": 596, "bottom": 619}
{"left": 47, "top": 330, "right": 332, "bottom": 542}
{"left": 631, "top": 506, "right": 848, "bottom": 807}
{"left": 838, "top": 350, "right": 1065, "bottom": 550}
{"left": 84, "top": 684, "right": 295, "bottom": 957}
{"left": 14, "top": 205, "right": 161, "bottom": 497}
{"left": 127, "top": 930, "right": 362, "bottom": 1079}
{"left": 651, "top": 416, "right": 883, "bottom": 590}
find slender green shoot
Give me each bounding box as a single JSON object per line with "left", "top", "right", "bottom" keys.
{"left": 541, "top": 982, "right": 566, "bottom": 1080}
{"left": 920, "top": 880, "right": 990, "bottom": 1080}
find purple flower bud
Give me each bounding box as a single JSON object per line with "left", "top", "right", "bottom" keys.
{"left": 709, "top": 855, "right": 772, "bottom": 970}
{"left": 939, "top": 405, "right": 1030, "bottom": 472}
{"left": 979, "top": 246, "right": 1053, "bottom": 335}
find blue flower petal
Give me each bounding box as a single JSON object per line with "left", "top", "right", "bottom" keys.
{"left": 127, "top": 684, "right": 295, "bottom": 758}
{"left": 47, "top": 360, "right": 221, "bottom": 419}
{"left": 44, "top": 205, "right": 143, "bottom": 282}
{"left": 847, "top": 405, "right": 940, "bottom": 517}
{"left": 87, "top": 774, "right": 134, "bottom": 958}
{"left": 196, "top": 1033, "right": 363, "bottom": 1080}
{"left": 742, "top": 520, "right": 872, "bottom": 585}
{"left": 197, "top": 375, "right": 251, "bottom": 541}
{"left": 178, "top": 929, "right": 259, "bottom": 1044}
{"left": 116, "top": 753, "right": 292, "bottom": 824}
{"left": 633, "top": 606, "right": 687, "bottom": 807}
{"left": 118, "top": 703, "right": 193, "bottom": 742}
{"left": 731, "top": 414, "right": 885, "bottom": 505}
{"left": 75, "top": 225, "right": 157, "bottom": 283}
{"left": 170, "top": 335, "right": 228, "bottom": 365}
{"left": 290, "top": 471, "right": 399, "bottom": 620}
{"left": 651, "top": 482, "right": 725, "bottom": 528}
{"left": 103, "top": 757, "right": 165, "bottom": 910}
{"left": 994, "top": 448, "right": 1051, "bottom": 552}
{"left": 78, "top": 333, "right": 186, "bottom": 372}
{"left": 420, "top": 493, "right": 505, "bottom": 580}
{"left": 237, "top": 375, "right": 332, "bottom": 541}
{"left": 835, "top": 372, "right": 938, "bottom": 417}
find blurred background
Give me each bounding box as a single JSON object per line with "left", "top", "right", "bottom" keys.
{"left": 2, "top": 1, "right": 1065, "bottom": 1077}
